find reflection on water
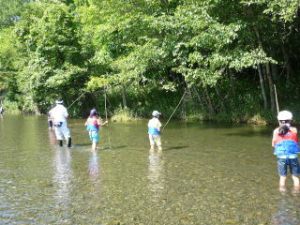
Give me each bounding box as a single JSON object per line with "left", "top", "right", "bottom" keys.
{"left": 48, "top": 130, "right": 57, "bottom": 145}
{"left": 88, "top": 151, "right": 100, "bottom": 181}
{"left": 148, "top": 151, "right": 164, "bottom": 201}
{"left": 53, "top": 148, "right": 72, "bottom": 209}
{"left": 271, "top": 195, "right": 300, "bottom": 225}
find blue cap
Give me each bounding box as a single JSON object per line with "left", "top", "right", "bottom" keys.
{"left": 90, "top": 108, "right": 98, "bottom": 117}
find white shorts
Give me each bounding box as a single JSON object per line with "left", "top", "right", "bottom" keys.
{"left": 54, "top": 122, "right": 71, "bottom": 141}
{"left": 149, "top": 134, "right": 161, "bottom": 147}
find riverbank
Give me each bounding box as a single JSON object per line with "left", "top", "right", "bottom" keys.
{"left": 1, "top": 105, "right": 278, "bottom": 126}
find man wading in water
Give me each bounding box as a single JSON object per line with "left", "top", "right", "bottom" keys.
{"left": 48, "top": 100, "right": 72, "bottom": 147}
{"left": 0, "top": 101, "right": 4, "bottom": 117}
{"left": 0, "top": 106, "right": 3, "bottom": 117}
{"left": 272, "top": 110, "right": 300, "bottom": 193}
{"left": 148, "top": 110, "right": 162, "bottom": 152}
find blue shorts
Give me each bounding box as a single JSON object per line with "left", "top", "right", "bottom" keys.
{"left": 277, "top": 158, "right": 300, "bottom": 176}
{"left": 89, "top": 130, "right": 99, "bottom": 143}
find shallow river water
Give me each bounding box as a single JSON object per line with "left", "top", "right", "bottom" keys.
{"left": 1, "top": 115, "right": 300, "bottom": 225}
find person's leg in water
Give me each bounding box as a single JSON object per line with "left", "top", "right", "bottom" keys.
{"left": 279, "top": 176, "right": 287, "bottom": 192}
{"left": 61, "top": 123, "right": 72, "bottom": 148}
{"left": 155, "top": 135, "right": 162, "bottom": 151}
{"left": 67, "top": 136, "right": 72, "bottom": 148}
{"left": 278, "top": 158, "right": 287, "bottom": 192}
{"left": 54, "top": 125, "right": 64, "bottom": 147}
{"left": 92, "top": 141, "right": 97, "bottom": 151}
{"left": 291, "top": 175, "right": 300, "bottom": 192}
{"left": 48, "top": 120, "right": 53, "bottom": 130}
{"left": 149, "top": 134, "right": 155, "bottom": 152}
{"left": 290, "top": 158, "right": 300, "bottom": 192}
{"left": 90, "top": 130, "right": 99, "bottom": 151}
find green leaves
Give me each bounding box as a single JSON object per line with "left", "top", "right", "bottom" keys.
{"left": 0, "top": 0, "right": 24, "bottom": 28}
{"left": 0, "top": 0, "right": 299, "bottom": 116}
{"left": 229, "top": 49, "right": 277, "bottom": 71}
{"left": 86, "top": 76, "right": 109, "bottom": 91}
{"left": 242, "top": 0, "right": 300, "bottom": 22}
{"left": 8, "top": 1, "right": 89, "bottom": 110}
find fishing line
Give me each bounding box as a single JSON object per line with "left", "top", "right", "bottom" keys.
{"left": 162, "top": 90, "right": 187, "bottom": 132}
{"left": 67, "top": 89, "right": 103, "bottom": 109}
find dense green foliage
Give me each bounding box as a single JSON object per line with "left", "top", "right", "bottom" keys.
{"left": 0, "top": 0, "right": 300, "bottom": 123}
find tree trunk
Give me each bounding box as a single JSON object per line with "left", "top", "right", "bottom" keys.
{"left": 181, "top": 92, "right": 187, "bottom": 119}
{"left": 121, "top": 84, "right": 127, "bottom": 108}
{"left": 281, "top": 44, "right": 293, "bottom": 85}
{"left": 254, "top": 28, "right": 269, "bottom": 110}
{"left": 191, "top": 86, "right": 204, "bottom": 110}
{"left": 271, "top": 63, "right": 279, "bottom": 81}
{"left": 266, "top": 63, "right": 275, "bottom": 113}
{"left": 215, "top": 86, "right": 225, "bottom": 113}
{"left": 204, "top": 87, "right": 214, "bottom": 116}
{"left": 257, "top": 64, "right": 268, "bottom": 110}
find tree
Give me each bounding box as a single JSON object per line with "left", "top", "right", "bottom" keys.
{"left": 14, "top": 1, "right": 89, "bottom": 112}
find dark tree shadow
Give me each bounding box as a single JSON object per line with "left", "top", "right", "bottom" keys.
{"left": 101, "top": 145, "right": 127, "bottom": 151}
{"left": 73, "top": 143, "right": 91, "bottom": 147}
{"left": 224, "top": 129, "right": 272, "bottom": 137}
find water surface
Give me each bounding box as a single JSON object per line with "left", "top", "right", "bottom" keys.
{"left": 0, "top": 115, "right": 300, "bottom": 225}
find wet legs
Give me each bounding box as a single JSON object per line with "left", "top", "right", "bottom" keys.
{"left": 92, "top": 141, "right": 97, "bottom": 152}
{"left": 279, "top": 175, "right": 300, "bottom": 193}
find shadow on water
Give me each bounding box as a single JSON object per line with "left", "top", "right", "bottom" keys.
{"left": 73, "top": 143, "right": 91, "bottom": 147}
{"left": 70, "top": 144, "right": 127, "bottom": 151}
{"left": 163, "top": 145, "right": 189, "bottom": 151}
{"left": 101, "top": 145, "right": 127, "bottom": 151}
{"left": 224, "top": 129, "right": 272, "bottom": 137}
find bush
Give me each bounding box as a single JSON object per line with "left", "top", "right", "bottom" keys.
{"left": 247, "top": 114, "right": 267, "bottom": 125}
{"left": 111, "top": 106, "right": 137, "bottom": 122}
{"left": 2, "top": 100, "right": 21, "bottom": 114}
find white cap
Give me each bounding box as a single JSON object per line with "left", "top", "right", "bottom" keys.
{"left": 277, "top": 110, "right": 293, "bottom": 120}
{"left": 56, "top": 100, "right": 63, "bottom": 104}
{"left": 152, "top": 110, "right": 161, "bottom": 117}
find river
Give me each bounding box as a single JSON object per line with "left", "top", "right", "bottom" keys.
{"left": 0, "top": 115, "right": 300, "bottom": 225}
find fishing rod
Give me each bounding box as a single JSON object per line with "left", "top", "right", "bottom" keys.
{"left": 104, "top": 87, "right": 112, "bottom": 150}
{"left": 66, "top": 88, "right": 106, "bottom": 110}
{"left": 67, "top": 91, "right": 88, "bottom": 109}
{"left": 274, "top": 84, "right": 282, "bottom": 126}
{"left": 161, "top": 90, "right": 187, "bottom": 132}
{"left": 104, "top": 89, "right": 108, "bottom": 121}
